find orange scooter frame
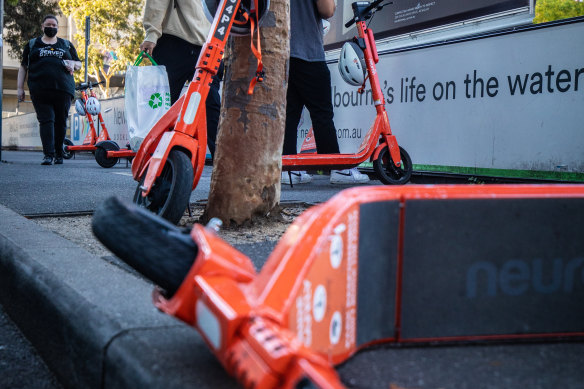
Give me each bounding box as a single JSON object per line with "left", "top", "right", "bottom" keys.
{"left": 282, "top": 4, "right": 405, "bottom": 176}
{"left": 140, "top": 184, "right": 584, "bottom": 389}
{"left": 131, "top": 0, "right": 235, "bottom": 195}
{"left": 66, "top": 82, "right": 111, "bottom": 153}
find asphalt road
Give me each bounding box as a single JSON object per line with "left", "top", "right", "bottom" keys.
{"left": 2, "top": 151, "right": 584, "bottom": 389}
{"left": 0, "top": 150, "right": 379, "bottom": 216}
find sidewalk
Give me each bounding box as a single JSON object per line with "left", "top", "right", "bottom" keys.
{"left": 0, "top": 203, "right": 241, "bottom": 388}
{"left": 1, "top": 151, "right": 583, "bottom": 388}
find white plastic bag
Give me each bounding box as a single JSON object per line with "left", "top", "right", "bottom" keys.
{"left": 125, "top": 53, "right": 171, "bottom": 151}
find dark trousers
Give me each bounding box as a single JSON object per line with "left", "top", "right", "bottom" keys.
{"left": 31, "top": 90, "right": 71, "bottom": 158}
{"left": 283, "top": 57, "right": 339, "bottom": 155}
{"left": 152, "top": 34, "right": 223, "bottom": 158}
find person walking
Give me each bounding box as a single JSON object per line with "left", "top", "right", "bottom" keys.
{"left": 17, "top": 15, "right": 81, "bottom": 165}
{"left": 282, "top": 0, "right": 370, "bottom": 185}
{"left": 139, "top": 0, "right": 222, "bottom": 160}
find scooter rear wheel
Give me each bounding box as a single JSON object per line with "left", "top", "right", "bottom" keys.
{"left": 373, "top": 145, "right": 413, "bottom": 185}
{"left": 63, "top": 138, "right": 74, "bottom": 159}
{"left": 133, "top": 149, "right": 193, "bottom": 225}
{"left": 95, "top": 140, "right": 120, "bottom": 168}
{"left": 92, "top": 196, "right": 196, "bottom": 296}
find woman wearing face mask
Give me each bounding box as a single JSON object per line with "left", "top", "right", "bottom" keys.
{"left": 17, "top": 15, "right": 82, "bottom": 165}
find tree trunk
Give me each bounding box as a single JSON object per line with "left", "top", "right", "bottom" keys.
{"left": 204, "top": 1, "right": 289, "bottom": 226}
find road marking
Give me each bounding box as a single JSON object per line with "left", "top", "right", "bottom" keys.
{"left": 112, "top": 172, "right": 133, "bottom": 177}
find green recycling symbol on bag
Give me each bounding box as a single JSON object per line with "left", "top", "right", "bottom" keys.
{"left": 148, "top": 92, "right": 163, "bottom": 109}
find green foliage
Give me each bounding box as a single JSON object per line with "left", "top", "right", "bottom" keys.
{"left": 4, "top": 0, "right": 61, "bottom": 59}
{"left": 534, "top": 0, "right": 584, "bottom": 23}
{"left": 59, "top": 0, "right": 145, "bottom": 96}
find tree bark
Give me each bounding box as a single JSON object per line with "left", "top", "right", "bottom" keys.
{"left": 204, "top": 1, "right": 289, "bottom": 226}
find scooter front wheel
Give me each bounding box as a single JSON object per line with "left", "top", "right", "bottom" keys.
{"left": 133, "top": 149, "right": 193, "bottom": 225}
{"left": 92, "top": 196, "right": 196, "bottom": 296}
{"left": 95, "top": 140, "right": 120, "bottom": 168}
{"left": 63, "top": 138, "right": 74, "bottom": 159}
{"left": 373, "top": 145, "right": 413, "bottom": 185}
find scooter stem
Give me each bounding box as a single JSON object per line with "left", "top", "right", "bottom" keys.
{"left": 357, "top": 21, "right": 402, "bottom": 167}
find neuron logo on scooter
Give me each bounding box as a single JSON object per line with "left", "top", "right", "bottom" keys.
{"left": 466, "top": 257, "right": 584, "bottom": 298}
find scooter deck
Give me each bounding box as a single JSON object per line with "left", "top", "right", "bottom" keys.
{"left": 66, "top": 144, "right": 97, "bottom": 151}
{"left": 254, "top": 185, "right": 584, "bottom": 363}
{"left": 156, "top": 184, "right": 584, "bottom": 375}
{"left": 107, "top": 150, "right": 135, "bottom": 158}
{"left": 281, "top": 152, "right": 370, "bottom": 171}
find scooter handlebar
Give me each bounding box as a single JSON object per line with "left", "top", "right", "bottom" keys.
{"left": 344, "top": 0, "right": 391, "bottom": 28}
{"left": 75, "top": 81, "right": 105, "bottom": 91}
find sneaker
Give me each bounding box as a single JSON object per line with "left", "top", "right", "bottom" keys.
{"left": 330, "top": 168, "right": 370, "bottom": 184}
{"left": 281, "top": 171, "right": 312, "bottom": 185}
{"left": 41, "top": 156, "right": 53, "bottom": 165}
{"left": 54, "top": 157, "right": 63, "bottom": 165}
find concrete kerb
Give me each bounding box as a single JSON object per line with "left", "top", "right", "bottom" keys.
{"left": 0, "top": 204, "right": 238, "bottom": 389}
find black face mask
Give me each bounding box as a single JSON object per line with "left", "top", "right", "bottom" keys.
{"left": 43, "top": 27, "right": 58, "bottom": 38}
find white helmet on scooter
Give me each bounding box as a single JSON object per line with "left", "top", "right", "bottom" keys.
{"left": 74, "top": 99, "right": 86, "bottom": 116}
{"left": 338, "top": 41, "right": 366, "bottom": 86}
{"left": 85, "top": 96, "right": 101, "bottom": 116}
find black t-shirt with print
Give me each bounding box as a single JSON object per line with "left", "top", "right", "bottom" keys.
{"left": 21, "top": 37, "right": 80, "bottom": 97}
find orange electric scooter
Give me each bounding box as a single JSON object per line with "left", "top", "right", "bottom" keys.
{"left": 130, "top": 0, "right": 267, "bottom": 224}
{"left": 64, "top": 81, "right": 135, "bottom": 168}
{"left": 282, "top": 0, "right": 411, "bottom": 183}
{"left": 131, "top": 0, "right": 411, "bottom": 225}
{"left": 92, "top": 184, "right": 584, "bottom": 389}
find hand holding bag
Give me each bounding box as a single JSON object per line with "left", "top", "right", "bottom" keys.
{"left": 125, "top": 51, "right": 171, "bottom": 151}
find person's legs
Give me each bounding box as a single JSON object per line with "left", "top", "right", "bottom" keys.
{"left": 283, "top": 59, "right": 305, "bottom": 156}
{"left": 206, "top": 61, "right": 224, "bottom": 161}
{"left": 53, "top": 92, "right": 72, "bottom": 161}
{"left": 152, "top": 34, "right": 201, "bottom": 104}
{"left": 288, "top": 60, "right": 368, "bottom": 184}
{"left": 292, "top": 59, "right": 340, "bottom": 154}
{"left": 31, "top": 91, "right": 56, "bottom": 161}
{"left": 282, "top": 59, "right": 314, "bottom": 184}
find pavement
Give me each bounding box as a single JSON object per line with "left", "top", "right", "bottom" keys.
{"left": 1, "top": 150, "right": 583, "bottom": 389}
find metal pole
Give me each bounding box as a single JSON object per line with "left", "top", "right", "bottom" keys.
{"left": 0, "top": 0, "right": 4, "bottom": 162}
{"left": 84, "top": 16, "right": 89, "bottom": 84}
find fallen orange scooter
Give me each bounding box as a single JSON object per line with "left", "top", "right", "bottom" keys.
{"left": 92, "top": 184, "right": 584, "bottom": 388}
{"left": 130, "top": 0, "right": 412, "bottom": 225}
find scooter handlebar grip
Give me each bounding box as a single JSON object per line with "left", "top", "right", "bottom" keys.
{"left": 345, "top": 17, "right": 356, "bottom": 28}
